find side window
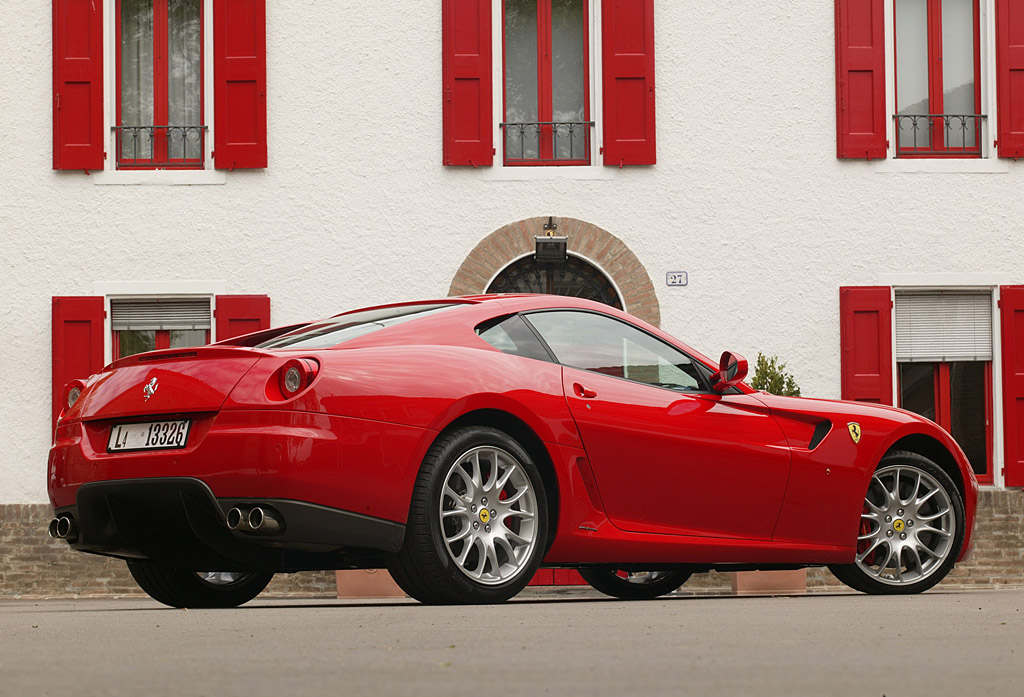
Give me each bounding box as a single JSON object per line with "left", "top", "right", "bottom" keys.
{"left": 475, "top": 315, "right": 553, "bottom": 363}
{"left": 525, "top": 311, "right": 704, "bottom": 390}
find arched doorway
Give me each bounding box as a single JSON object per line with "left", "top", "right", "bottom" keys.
{"left": 448, "top": 216, "right": 660, "bottom": 327}
{"left": 487, "top": 254, "right": 623, "bottom": 309}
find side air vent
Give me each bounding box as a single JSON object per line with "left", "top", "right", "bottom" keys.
{"left": 808, "top": 420, "right": 832, "bottom": 450}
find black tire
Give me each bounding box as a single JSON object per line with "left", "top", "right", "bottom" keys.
{"left": 387, "top": 426, "right": 548, "bottom": 605}
{"left": 828, "top": 450, "right": 965, "bottom": 595}
{"left": 126, "top": 560, "right": 273, "bottom": 608}
{"left": 578, "top": 567, "right": 692, "bottom": 600}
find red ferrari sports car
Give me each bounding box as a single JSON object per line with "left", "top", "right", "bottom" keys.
{"left": 48, "top": 295, "right": 977, "bottom": 607}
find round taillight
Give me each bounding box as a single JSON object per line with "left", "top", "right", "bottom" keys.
{"left": 282, "top": 365, "right": 303, "bottom": 395}
{"left": 63, "top": 380, "right": 87, "bottom": 411}
{"left": 278, "top": 359, "right": 317, "bottom": 398}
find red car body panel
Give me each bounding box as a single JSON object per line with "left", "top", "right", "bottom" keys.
{"left": 47, "top": 294, "right": 978, "bottom": 570}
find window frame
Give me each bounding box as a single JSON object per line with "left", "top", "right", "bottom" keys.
{"left": 97, "top": 0, "right": 221, "bottom": 182}
{"left": 500, "top": 0, "right": 593, "bottom": 167}
{"left": 892, "top": 0, "right": 983, "bottom": 158}
{"left": 490, "top": 0, "right": 605, "bottom": 175}
{"left": 521, "top": 308, "right": 717, "bottom": 393}
{"left": 114, "top": 0, "right": 206, "bottom": 170}
{"left": 882, "top": 0, "right": 999, "bottom": 163}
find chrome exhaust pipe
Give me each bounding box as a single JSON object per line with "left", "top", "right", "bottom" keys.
{"left": 54, "top": 515, "right": 78, "bottom": 543}
{"left": 226, "top": 507, "right": 249, "bottom": 531}
{"left": 48, "top": 519, "right": 59, "bottom": 538}
{"left": 247, "top": 506, "right": 282, "bottom": 534}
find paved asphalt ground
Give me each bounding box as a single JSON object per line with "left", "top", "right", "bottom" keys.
{"left": 2, "top": 588, "right": 1023, "bottom": 697}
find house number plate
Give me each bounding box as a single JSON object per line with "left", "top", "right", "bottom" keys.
{"left": 666, "top": 272, "right": 688, "bottom": 287}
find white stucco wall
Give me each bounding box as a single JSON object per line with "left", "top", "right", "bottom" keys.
{"left": 1, "top": 0, "right": 1021, "bottom": 502}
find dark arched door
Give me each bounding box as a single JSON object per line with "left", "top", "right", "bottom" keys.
{"left": 486, "top": 255, "right": 622, "bottom": 309}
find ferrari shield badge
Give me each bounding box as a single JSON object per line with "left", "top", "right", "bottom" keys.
{"left": 847, "top": 422, "right": 862, "bottom": 444}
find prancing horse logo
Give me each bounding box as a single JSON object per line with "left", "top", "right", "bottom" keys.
{"left": 847, "top": 422, "right": 862, "bottom": 444}
{"left": 143, "top": 377, "right": 158, "bottom": 401}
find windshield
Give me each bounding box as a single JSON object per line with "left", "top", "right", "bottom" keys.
{"left": 256, "top": 303, "right": 457, "bottom": 349}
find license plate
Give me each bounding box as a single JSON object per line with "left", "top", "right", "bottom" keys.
{"left": 108, "top": 420, "right": 191, "bottom": 452}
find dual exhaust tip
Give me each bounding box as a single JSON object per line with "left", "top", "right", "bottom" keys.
{"left": 226, "top": 505, "right": 283, "bottom": 535}
{"left": 48, "top": 515, "right": 78, "bottom": 543}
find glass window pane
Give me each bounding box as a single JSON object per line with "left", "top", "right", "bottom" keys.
{"left": 895, "top": 0, "right": 931, "bottom": 149}
{"left": 551, "top": 0, "right": 586, "bottom": 160}
{"left": 121, "top": 0, "right": 155, "bottom": 159}
{"left": 168, "top": 0, "right": 203, "bottom": 159}
{"left": 169, "top": 329, "right": 207, "bottom": 349}
{"left": 476, "top": 315, "right": 553, "bottom": 363}
{"left": 942, "top": 0, "right": 977, "bottom": 148}
{"left": 504, "top": 0, "right": 539, "bottom": 160}
{"left": 119, "top": 330, "right": 156, "bottom": 358}
{"left": 949, "top": 362, "right": 988, "bottom": 476}
{"left": 899, "top": 362, "right": 936, "bottom": 421}
{"left": 526, "top": 311, "right": 703, "bottom": 390}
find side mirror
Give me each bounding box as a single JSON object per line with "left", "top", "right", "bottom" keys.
{"left": 711, "top": 351, "right": 748, "bottom": 393}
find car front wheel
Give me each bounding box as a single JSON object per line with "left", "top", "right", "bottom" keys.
{"left": 126, "top": 560, "right": 273, "bottom": 608}
{"left": 388, "top": 426, "right": 548, "bottom": 604}
{"left": 828, "top": 450, "right": 965, "bottom": 594}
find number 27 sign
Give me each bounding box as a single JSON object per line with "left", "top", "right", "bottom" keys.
{"left": 666, "top": 272, "right": 688, "bottom": 287}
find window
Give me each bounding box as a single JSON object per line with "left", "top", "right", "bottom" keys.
{"left": 894, "top": 0, "right": 982, "bottom": 157}
{"left": 835, "top": 0, "right": 1024, "bottom": 160}
{"left": 476, "top": 314, "right": 554, "bottom": 361}
{"left": 52, "top": 0, "right": 268, "bottom": 172}
{"left": 895, "top": 291, "right": 993, "bottom": 479}
{"left": 258, "top": 304, "right": 457, "bottom": 350}
{"left": 441, "top": 0, "right": 656, "bottom": 168}
{"left": 116, "top": 0, "right": 205, "bottom": 169}
{"left": 111, "top": 298, "right": 211, "bottom": 359}
{"left": 502, "top": 0, "right": 591, "bottom": 165}
{"left": 525, "top": 311, "right": 704, "bottom": 390}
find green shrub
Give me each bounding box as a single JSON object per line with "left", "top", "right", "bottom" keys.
{"left": 750, "top": 352, "right": 801, "bottom": 397}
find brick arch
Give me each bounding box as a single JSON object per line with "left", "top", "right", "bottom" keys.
{"left": 449, "top": 217, "right": 661, "bottom": 327}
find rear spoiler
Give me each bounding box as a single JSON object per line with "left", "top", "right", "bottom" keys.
{"left": 214, "top": 323, "right": 310, "bottom": 348}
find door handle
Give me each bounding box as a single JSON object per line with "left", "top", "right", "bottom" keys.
{"left": 573, "top": 383, "right": 597, "bottom": 399}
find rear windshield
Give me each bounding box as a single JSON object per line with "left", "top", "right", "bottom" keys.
{"left": 257, "top": 303, "right": 457, "bottom": 349}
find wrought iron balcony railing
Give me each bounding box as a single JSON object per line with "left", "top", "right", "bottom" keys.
{"left": 893, "top": 114, "right": 986, "bottom": 158}
{"left": 114, "top": 125, "right": 207, "bottom": 170}
{"left": 500, "top": 121, "right": 595, "bottom": 166}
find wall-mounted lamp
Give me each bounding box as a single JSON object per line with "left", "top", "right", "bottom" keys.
{"left": 534, "top": 216, "right": 568, "bottom": 264}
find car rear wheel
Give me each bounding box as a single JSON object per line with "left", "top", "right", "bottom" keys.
{"left": 126, "top": 559, "right": 273, "bottom": 608}
{"left": 828, "top": 450, "right": 964, "bottom": 594}
{"left": 578, "top": 567, "right": 692, "bottom": 600}
{"left": 388, "top": 426, "right": 548, "bottom": 605}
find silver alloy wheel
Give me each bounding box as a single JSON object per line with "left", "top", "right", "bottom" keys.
{"left": 439, "top": 445, "right": 539, "bottom": 586}
{"left": 196, "top": 571, "right": 248, "bottom": 586}
{"left": 855, "top": 464, "right": 956, "bottom": 586}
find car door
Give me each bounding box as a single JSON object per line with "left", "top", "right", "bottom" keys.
{"left": 525, "top": 310, "right": 792, "bottom": 541}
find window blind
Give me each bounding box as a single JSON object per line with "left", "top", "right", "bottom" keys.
{"left": 111, "top": 298, "right": 212, "bottom": 331}
{"left": 895, "top": 292, "right": 992, "bottom": 363}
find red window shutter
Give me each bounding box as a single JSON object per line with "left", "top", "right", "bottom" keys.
{"left": 52, "top": 0, "right": 104, "bottom": 171}
{"left": 835, "top": 0, "right": 887, "bottom": 160}
{"left": 840, "top": 286, "right": 893, "bottom": 405}
{"left": 52, "top": 296, "right": 105, "bottom": 430}
{"left": 997, "top": 0, "right": 1024, "bottom": 159}
{"left": 442, "top": 0, "right": 493, "bottom": 167}
{"left": 601, "top": 0, "right": 656, "bottom": 166}
{"left": 215, "top": 294, "right": 270, "bottom": 340}
{"left": 1000, "top": 287, "right": 1024, "bottom": 485}
{"left": 213, "top": 0, "right": 268, "bottom": 169}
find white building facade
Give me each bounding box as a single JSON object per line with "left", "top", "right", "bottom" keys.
{"left": 4, "top": 0, "right": 1024, "bottom": 593}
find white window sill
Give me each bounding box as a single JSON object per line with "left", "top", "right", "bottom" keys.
{"left": 479, "top": 165, "right": 619, "bottom": 182}
{"left": 874, "top": 158, "right": 1010, "bottom": 174}
{"left": 92, "top": 170, "right": 227, "bottom": 186}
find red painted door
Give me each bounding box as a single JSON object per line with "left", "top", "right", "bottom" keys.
{"left": 561, "top": 367, "right": 792, "bottom": 540}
